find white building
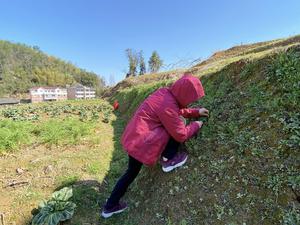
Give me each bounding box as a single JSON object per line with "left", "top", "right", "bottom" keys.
{"left": 30, "top": 87, "right": 68, "bottom": 103}
{"left": 67, "top": 84, "right": 96, "bottom": 99}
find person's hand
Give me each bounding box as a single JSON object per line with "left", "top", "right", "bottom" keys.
{"left": 195, "top": 121, "right": 203, "bottom": 128}
{"left": 199, "top": 107, "right": 209, "bottom": 117}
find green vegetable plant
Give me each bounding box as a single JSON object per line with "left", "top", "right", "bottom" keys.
{"left": 31, "top": 187, "right": 76, "bottom": 225}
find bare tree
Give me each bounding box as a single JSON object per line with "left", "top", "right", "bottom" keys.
{"left": 125, "top": 49, "right": 139, "bottom": 77}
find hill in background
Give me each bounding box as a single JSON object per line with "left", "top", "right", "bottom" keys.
{"left": 0, "top": 40, "right": 105, "bottom": 98}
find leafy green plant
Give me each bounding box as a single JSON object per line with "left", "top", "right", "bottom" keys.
{"left": 288, "top": 174, "right": 300, "bottom": 190}
{"left": 240, "top": 60, "right": 256, "bottom": 80}
{"left": 2, "top": 107, "right": 25, "bottom": 121}
{"left": 281, "top": 113, "right": 300, "bottom": 149}
{"left": 91, "top": 111, "right": 99, "bottom": 120}
{"left": 214, "top": 204, "right": 226, "bottom": 220}
{"left": 102, "top": 111, "right": 111, "bottom": 123}
{"left": 32, "top": 187, "right": 76, "bottom": 225}
{"left": 282, "top": 204, "right": 300, "bottom": 225}
{"left": 267, "top": 50, "right": 300, "bottom": 84}
{"left": 79, "top": 109, "right": 88, "bottom": 121}
{"left": 266, "top": 174, "right": 285, "bottom": 200}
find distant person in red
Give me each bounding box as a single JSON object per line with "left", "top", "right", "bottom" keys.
{"left": 102, "top": 73, "right": 209, "bottom": 218}
{"left": 113, "top": 100, "right": 119, "bottom": 111}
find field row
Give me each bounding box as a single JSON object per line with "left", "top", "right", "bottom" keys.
{"left": 0, "top": 99, "right": 112, "bottom": 122}
{"left": 0, "top": 100, "right": 113, "bottom": 154}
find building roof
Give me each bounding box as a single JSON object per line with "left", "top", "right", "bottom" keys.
{"left": 0, "top": 98, "right": 20, "bottom": 105}
{"left": 29, "top": 86, "right": 67, "bottom": 91}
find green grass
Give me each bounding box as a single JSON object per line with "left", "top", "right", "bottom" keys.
{"left": 85, "top": 161, "right": 103, "bottom": 175}
{"left": 0, "top": 119, "right": 33, "bottom": 153}
{"left": 38, "top": 118, "right": 94, "bottom": 146}
{"left": 0, "top": 117, "right": 95, "bottom": 153}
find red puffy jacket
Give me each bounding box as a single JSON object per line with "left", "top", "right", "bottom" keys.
{"left": 121, "top": 74, "right": 205, "bottom": 165}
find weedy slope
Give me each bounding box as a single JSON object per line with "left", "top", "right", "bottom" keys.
{"left": 102, "top": 38, "right": 300, "bottom": 225}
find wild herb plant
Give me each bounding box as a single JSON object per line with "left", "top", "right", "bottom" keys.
{"left": 31, "top": 187, "right": 76, "bottom": 225}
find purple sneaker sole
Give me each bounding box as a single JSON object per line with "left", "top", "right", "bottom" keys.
{"left": 101, "top": 202, "right": 128, "bottom": 218}
{"left": 162, "top": 153, "right": 188, "bottom": 172}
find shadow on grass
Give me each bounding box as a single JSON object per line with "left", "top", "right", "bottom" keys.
{"left": 23, "top": 111, "right": 139, "bottom": 225}
{"left": 64, "top": 112, "right": 131, "bottom": 225}
{"left": 24, "top": 110, "right": 164, "bottom": 225}
{"left": 99, "top": 112, "right": 169, "bottom": 225}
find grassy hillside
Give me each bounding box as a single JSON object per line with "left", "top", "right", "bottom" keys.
{"left": 103, "top": 36, "right": 300, "bottom": 225}
{"left": 105, "top": 35, "right": 300, "bottom": 97}
{"left": 0, "top": 35, "right": 299, "bottom": 225}
{"left": 0, "top": 40, "right": 105, "bottom": 97}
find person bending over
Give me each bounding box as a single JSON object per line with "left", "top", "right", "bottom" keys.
{"left": 102, "top": 73, "right": 209, "bottom": 218}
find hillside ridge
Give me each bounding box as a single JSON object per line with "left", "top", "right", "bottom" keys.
{"left": 103, "top": 35, "right": 300, "bottom": 225}
{"left": 0, "top": 40, "right": 105, "bottom": 98}
{"left": 104, "top": 34, "right": 300, "bottom": 98}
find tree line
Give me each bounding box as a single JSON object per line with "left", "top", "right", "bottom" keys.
{"left": 125, "top": 49, "right": 163, "bottom": 78}
{"left": 0, "top": 40, "right": 106, "bottom": 97}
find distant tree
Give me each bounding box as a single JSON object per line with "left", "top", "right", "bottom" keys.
{"left": 148, "top": 51, "right": 163, "bottom": 73}
{"left": 32, "top": 45, "right": 41, "bottom": 52}
{"left": 139, "top": 51, "right": 146, "bottom": 75}
{"left": 125, "top": 49, "right": 138, "bottom": 77}
{"left": 80, "top": 72, "right": 99, "bottom": 87}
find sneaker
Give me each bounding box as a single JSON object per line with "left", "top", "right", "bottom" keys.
{"left": 101, "top": 201, "right": 128, "bottom": 218}
{"left": 161, "top": 152, "right": 188, "bottom": 172}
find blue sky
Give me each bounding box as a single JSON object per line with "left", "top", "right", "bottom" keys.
{"left": 0, "top": 0, "right": 300, "bottom": 84}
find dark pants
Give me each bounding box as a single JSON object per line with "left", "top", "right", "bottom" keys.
{"left": 105, "top": 138, "right": 180, "bottom": 208}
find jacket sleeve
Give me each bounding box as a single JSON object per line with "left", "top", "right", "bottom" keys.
{"left": 179, "top": 108, "right": 200, "bottom": 118}
{"left": 158, "top": 106, "right": 200, "bottom": 143}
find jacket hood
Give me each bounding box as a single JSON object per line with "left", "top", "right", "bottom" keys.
{"left": 170, "top": 73, "right": 205, "bottom": 108}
